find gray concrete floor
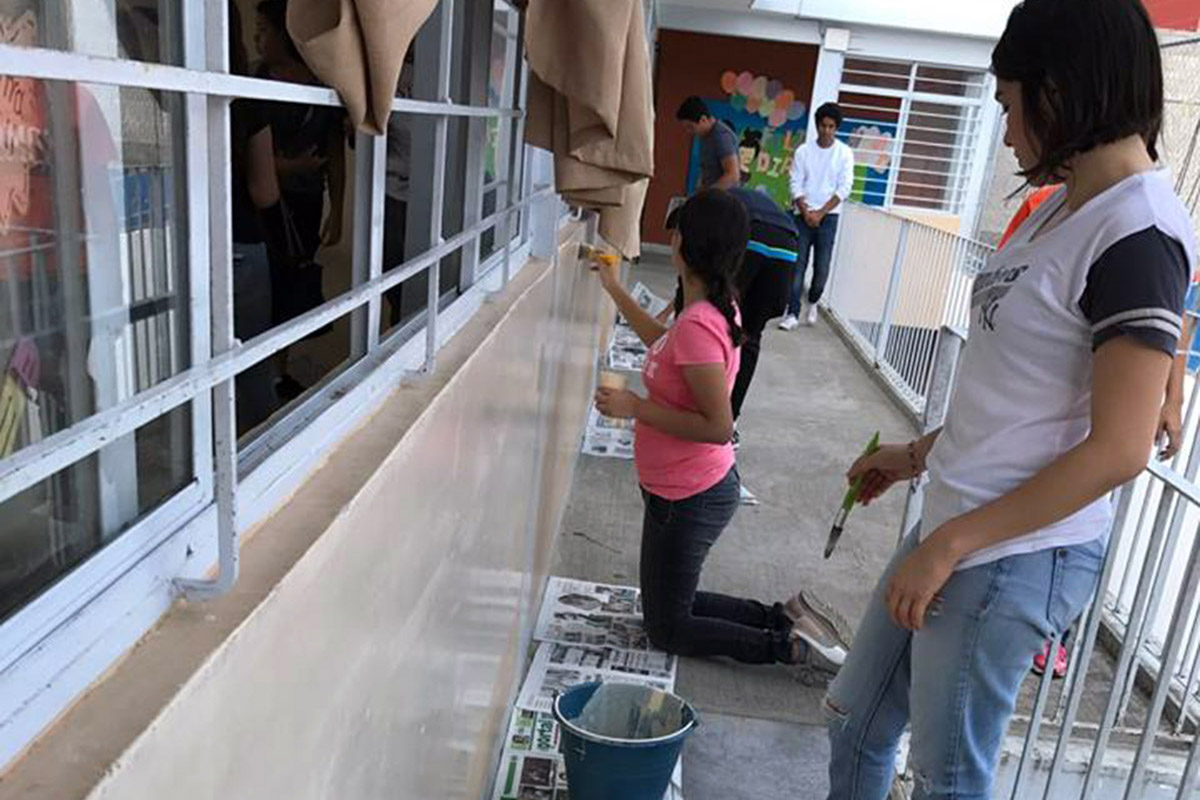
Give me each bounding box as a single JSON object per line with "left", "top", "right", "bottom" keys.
{"left": 550, "top": 255, "right": 918, "bottom": 799}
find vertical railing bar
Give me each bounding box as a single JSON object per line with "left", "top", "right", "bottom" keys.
{"left": 1117, "top": 484, "right": 1182, "bottom": 721}
{"left": 1120, "top": 421, "right": 1200, "bottom": 725}
{"left": 1175, "top": 724, "right": 1200, "bottom": 799}
{"left": 1044, "top": 483, "right": 1136, "bottom": 800}
{"left": 1124, "top": 523, "right": 1200, "bottom": 799}
{"left": 1012, "top": 629, "right": 1063, "bottom": 798}
{"left": 423, "top": 0, "right": 454, "bottom": 372}
{"left": 876, "top": 220, "right": 909, "bottom": 363}
{"left": 1081, "top": 487, "right": 1179, "bottom": 800}
{"left": 500, "top": 8, "right": 526, "bottom": 289}
{"left": 177, "top": 0, "right": 236, "bottom": 599}
{"left": 1119, "top": 481, "right": 1158, "bottom": 614}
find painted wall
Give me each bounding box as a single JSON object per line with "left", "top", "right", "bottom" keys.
{"left": 83, "top": 232, "right": 607, "bottom": 800}
{"left": 646, "top": 29, "right": 819, "bottom": 245}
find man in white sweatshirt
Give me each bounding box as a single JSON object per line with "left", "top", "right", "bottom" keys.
{"left": 780, "top": 102, "right": 855, "bottom": 329}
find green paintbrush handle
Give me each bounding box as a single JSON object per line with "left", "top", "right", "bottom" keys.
{"left": 839, "top": 432, "right": 881, "bottom": 512}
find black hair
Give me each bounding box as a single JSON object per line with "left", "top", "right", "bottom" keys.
{"left": 257, "top": 0, "right": 303, "bottom": 62}
{"left": 815, "top": 102, "right": 844, "bottom": 128}
{"left": 676, "top": 96, "right": 712, "bottom": 124}
{"left": 670, "top": 189, "right": 749, "bottom": 347}
{"left": 991, "top": 0, "right": 1163, "bottom": 185}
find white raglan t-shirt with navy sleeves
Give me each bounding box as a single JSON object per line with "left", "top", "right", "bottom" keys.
{"left": 923, "top": 171, "right": 1197, "bottom": 571}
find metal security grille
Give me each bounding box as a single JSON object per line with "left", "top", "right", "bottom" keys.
{"left": 838, "top": 57, "right": 988, "bottom": 215}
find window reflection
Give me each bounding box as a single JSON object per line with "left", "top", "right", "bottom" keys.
{"left": 0, "top": 60, "right": 192, "bottom": 613}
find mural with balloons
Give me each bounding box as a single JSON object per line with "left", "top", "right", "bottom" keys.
{"left": 685, "top": 70, "right": 809, "bottom": 208}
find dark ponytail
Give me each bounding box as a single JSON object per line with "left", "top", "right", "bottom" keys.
{"left": 674, "top": 189, "right": 749, "bottom": 347}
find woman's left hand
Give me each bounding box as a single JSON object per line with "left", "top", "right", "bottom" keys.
{"left": 886, "top": 534, "right": 960, "bottom": 631}
{"left": 595, "top": 388, "right": 639, "bottom": 419}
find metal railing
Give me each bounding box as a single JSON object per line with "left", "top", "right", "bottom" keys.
{"left": 829, "top": 203, "right": 1200, "bottom": 797}
{"left": 823, "top": 203, "right": 992, "bottom": 419}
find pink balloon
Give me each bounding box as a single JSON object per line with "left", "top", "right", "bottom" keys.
{"left": 769, "top": 108, "right": 788, "bottom": 127}
{"left": 736, "top": 71, "right": 754, "bottom": 95}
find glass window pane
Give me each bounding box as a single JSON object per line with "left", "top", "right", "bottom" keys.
{"left": 914, "top": 65, "right": 985, "bottom": 99}
{"left": 0, "top": 403, "right": 192, "bottom": 622}
{"left": 842, "top": 58, "right": 911, "bottom": 92}
{"left": 3, "top": 0, "right": 183, "bottom": 65}
{"left": 0, "top": 78, "right": 190, "bottom": 454}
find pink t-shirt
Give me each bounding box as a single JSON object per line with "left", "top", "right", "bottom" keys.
{"left": 635, "top": 300, "right": 740, "bottom": 500}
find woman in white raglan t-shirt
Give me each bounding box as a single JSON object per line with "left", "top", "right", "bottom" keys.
{"left": 823, "top": 2, "right": 1197, "bottom": 798}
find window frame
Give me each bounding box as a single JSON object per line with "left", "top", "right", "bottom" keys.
{"left": 0, "top": 0, "right": 551, "bottom": 770}
{"left": 838, "top": 57, "right": 991, "bottom": 217}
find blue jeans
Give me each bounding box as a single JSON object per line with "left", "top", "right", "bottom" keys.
{"left": 640, "top": 467, "right": 793, "bottom": 664}
{"left": 825, "top": 528, "right": 1103, "bottom": 799}
{"left": 787, "top": 213, "right": 839, "bottom": 314}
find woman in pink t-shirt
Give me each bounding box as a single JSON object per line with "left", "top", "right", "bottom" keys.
{"left": 593, "top": 190, "right": 818, "bottom": 665}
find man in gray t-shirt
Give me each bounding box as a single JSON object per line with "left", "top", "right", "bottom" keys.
{"left": 676, "top": 96, "right": 740, "bottom": 190}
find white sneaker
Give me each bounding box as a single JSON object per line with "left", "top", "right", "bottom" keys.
{"left": 778, "top": 314, "right": 800, "bottom": 331}
{"left": 739, "top": 483, "right": 759, "bottom": 506}
{"left": 805, "top": 303, "right": 820, "bottom": 326}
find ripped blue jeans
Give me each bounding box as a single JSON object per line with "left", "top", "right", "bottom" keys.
{"left": 825, "top": 528, "right": 1103, "bottom": 799}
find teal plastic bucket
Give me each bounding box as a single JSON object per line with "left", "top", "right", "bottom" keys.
{"left": 553, "top": 681, "right": 696, "bottom": 800}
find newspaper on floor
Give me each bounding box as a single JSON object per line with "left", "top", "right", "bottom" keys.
{"left": 615, "top": 282, "right": 670, "bottom": 328}
{"left": 543, "top": 641, "right": 676, "bottom": 683}
{"left": 581, "top": 406, "right": 634, "bottom": 459}
{"left": 631, "top": 282, "right": 670, "bottom": 319}
{"left": 493, "top": 707, "right": 683, "bottom": 799}
{"left": 517, "top": 641, "right": 671, "bottom": 714}
{"left": 535, "top": 577, "right": 642, "bottom": 629}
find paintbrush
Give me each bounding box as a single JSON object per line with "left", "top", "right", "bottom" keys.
{"left": 824, "top": 431, "right": 881, "bottom": 559}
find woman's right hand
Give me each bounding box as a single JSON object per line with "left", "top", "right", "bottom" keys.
{"left": 595, "top": 257, "right": 621, "bottom": 294}
{"left": 847, "top": 443, "right": 921, "bottom": 506}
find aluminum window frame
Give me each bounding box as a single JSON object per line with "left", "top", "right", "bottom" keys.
{"left": 0, "top": 0, "right": 551, "bottom": 770}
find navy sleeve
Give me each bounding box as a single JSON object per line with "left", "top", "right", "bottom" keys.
{"left": 1078, "top": 226, "right": 1189, "bottom": 356}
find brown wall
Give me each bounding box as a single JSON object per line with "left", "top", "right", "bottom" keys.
{"left": 645, "top": 30, "right": 820, "bottom": 245}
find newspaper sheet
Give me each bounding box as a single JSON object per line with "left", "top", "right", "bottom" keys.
{"left": 516, "top": 642, "right": 671, "bottom": 714}
{"left": 535, "top": 577, "right": 642, "bottom": 629}
{"left": 581, "top": 406, "right": 634, "bottom": 459}
{"left": 492, "top": 708, "right": 683, "bottom": 799}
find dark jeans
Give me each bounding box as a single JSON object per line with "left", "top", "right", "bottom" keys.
{"left": 732, "top": 234, "right": 796, "bottom": 421}
{"left": 383, "top": 196, "right": 409, "bottom": 327}
{"left": 232, "top": 242, "right": 277, "bottom": 433}
{"left": 786, "top": 213, "right": 839, "bottom": 315}
{"left": 640, "top": 467, "right": 793, "bottom": 663}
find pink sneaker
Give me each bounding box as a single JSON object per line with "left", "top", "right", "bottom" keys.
{"left": 1032, "top": 640, "right": 1068, "bottom": 679}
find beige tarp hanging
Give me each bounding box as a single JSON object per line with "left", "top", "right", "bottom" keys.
{"left": 524, "top": 0, "right": 654, "bottom": 258}
{"left": 286, "top": 0, "right": 437, "bottom": 134}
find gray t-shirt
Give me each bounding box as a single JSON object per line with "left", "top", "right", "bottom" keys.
{"left": 699, "top": 120, "right": 738, "bottom": 188}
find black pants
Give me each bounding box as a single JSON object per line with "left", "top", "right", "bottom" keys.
{"left": 383, "top": 196, "right": 409, "bottom": 327}
{"left": 640, "top": 467, "right": 793, "bottom": 663}
{"left": 731, "top": 229, "right": 798, "bottom": 420}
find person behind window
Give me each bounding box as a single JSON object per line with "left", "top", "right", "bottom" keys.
{"left": 590, "top": 189, "right": 844, "bottom": 671}
{"left": 383, "top": 49, "right": 414, "bottom": 327}
{"left": 676, "top": 96, "right": 739, "bottom": 191}
{"left": 824, "top": 2, "right": 1195, "bottom": 797}
{"left": 253, "top": 0, "right": 347, "bottom": 401}
{"left": 229, "top": 0, "right": 282, "bottom": 433}
{"left": 780, "top": 101, "right": 854, "bottom": 330}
